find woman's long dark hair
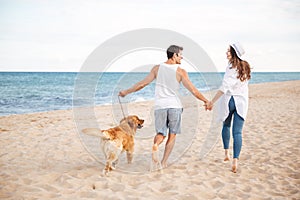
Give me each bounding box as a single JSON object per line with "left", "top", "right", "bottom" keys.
{"left": 229, "top": 46, "right": 251, "bottom": 81}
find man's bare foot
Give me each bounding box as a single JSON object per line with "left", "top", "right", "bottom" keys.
{"left": 161, "top": 162, "right": 168, "bottom": 168}
{"left": 152, "top": 144, "right": 159, "bottom": 163}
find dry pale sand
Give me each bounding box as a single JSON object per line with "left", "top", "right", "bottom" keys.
{"left": 0, "top": 80, "right": 299, "bottom": 200}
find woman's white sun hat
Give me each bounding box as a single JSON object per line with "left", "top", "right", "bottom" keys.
{"left": 230, "top": 42, "right": 245, "bottom": 59}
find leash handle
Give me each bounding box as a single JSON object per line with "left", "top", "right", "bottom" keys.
{"left": 118, "top": 95, "right": 126, "bottom": 119}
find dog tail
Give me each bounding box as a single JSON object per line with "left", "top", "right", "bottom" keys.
{"left": 81, "top": 128, "right": 110, "bottom": 140}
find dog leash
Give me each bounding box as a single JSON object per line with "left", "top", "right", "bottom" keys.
{"left": 118, "top": 95, "right": 126, "bottom": 119}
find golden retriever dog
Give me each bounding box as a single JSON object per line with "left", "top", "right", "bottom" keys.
{"left": 82, "top": 115, "right": 144, "bottom": 175}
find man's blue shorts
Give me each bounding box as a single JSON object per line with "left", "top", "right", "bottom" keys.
{"left": 154, "top": 108, "right": 183, "bottom": 136}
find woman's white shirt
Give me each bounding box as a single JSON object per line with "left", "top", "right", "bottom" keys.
{"left": 218, "top": 64, "right": 249, "bottom": 121}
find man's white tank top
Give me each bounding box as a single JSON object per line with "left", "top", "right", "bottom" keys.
{"left": 154, "top": 63, "right": 183, "bottom": 110}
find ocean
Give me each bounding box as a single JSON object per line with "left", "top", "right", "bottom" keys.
{"left": 0, "top": 72, "right": 299, "bottom": 116}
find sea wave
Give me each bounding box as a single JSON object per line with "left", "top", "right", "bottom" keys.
{"left": 0, "top": 72, "right": 299, "bottom": 116}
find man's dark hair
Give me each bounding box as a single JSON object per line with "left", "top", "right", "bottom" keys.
{"left": 166, "top": 45, "right": 183, "bottom": 59}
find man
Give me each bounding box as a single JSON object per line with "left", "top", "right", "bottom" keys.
{"left": 119, "top": 45, "right": 211, "bottom": 167}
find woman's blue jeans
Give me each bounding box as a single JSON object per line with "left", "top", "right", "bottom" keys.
{"left": 222, "top": 96, "right": 244, "bottom": 159}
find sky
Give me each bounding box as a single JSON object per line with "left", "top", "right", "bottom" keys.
{"left": 0, "top": 0, "right": 299, "bottom": 72}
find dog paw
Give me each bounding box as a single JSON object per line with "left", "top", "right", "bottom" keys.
{"left": 102, "top": 170, "right": 109, "bottom": 176}
{"left": 109, "top": 166, "right": 115, "bottom": 171}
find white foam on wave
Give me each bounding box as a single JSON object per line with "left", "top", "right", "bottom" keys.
{"left": 134, "top": 97, "right": 147, "bottom": 102}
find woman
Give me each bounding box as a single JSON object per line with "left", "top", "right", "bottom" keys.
{"left": 209, "top": 42, "right": 251, "bottom": 173}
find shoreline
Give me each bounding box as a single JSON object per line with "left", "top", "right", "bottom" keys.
{"left": 0, "top": 79, "right": 299, "bottom": 118}
{"left": 0, "top": 80, "right": 299, "bottom": 199}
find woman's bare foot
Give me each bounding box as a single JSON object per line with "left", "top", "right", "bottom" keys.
{"left": 232, "top": 158, "right": 238, "bottom": 173}
{"left": 224, "top": 156, "right": 230, "bottom": 161}
{"left": 224, "top": 149, "right": 230, "bottom": 161}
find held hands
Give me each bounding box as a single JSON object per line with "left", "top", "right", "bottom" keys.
{"left": 120, "top": 89, "right": 215, "bottom": 111}
{"left": 204, "top": 101, "right": 213, "bottom": 111}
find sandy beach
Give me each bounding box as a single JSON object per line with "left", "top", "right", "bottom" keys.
{"left": 0, "top": 80, "right": 299, "bottom": 200}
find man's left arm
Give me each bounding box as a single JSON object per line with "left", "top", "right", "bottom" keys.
{"left": 180, "top": 68, "right": 209, "bottom": 103}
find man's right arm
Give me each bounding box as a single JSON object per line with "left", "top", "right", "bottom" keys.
{"left": 119, "top": 65, "right": 159, "bottom": 97}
